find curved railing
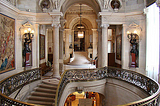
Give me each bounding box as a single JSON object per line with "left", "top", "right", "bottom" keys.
{"left": 55, "top": 67, "right": 107, "bottom": 106}
{"left": 55, "top": 67, "right": 160, "bottom": 106}
{"left": 0, "top": 67, "right": 159, "bottom": 106}
{"left": 0, "top": 68, "right": 41, "bottom": 106}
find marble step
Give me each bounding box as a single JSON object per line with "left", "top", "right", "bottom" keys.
{"left": 30, "top": 91, "right": 56, "bottom": 98}
{"left": 27, "top": 96, "right": 55, "bottom": 102}
{"left": 34, "top": 87, "right": 57, "bottom": 94}
{"left": 38, "top": 83, "right": 57, "bottom": 90}
{"left": 27, "top": 100, "right": 54, "bottom": 106}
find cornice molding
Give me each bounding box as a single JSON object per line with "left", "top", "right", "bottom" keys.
{"left": 49, "top": 11, "right": 63, "bottom": 16}
{"left": 0, "top": 0, "right": 19, "bottom": 13}
{"left": 99, "top": 11, "right": 144, "bottom": 17}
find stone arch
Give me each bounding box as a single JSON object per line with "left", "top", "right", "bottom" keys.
{"left": 68, "top": 17, "right": 93, "bottom": 30}
{"left": 59, "top": 79, "right": 106, "bottom": 106}
{"left": 59, "top": 0, "right": 101, "bottom": 14}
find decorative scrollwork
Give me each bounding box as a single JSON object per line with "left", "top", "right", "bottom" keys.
{"left": 0, "top": 68, "right": 41, "bottom": 105}
{"left": 56, "top": 67, "right": 107, "bottom": 106}
{"left": 0, "top": 67, "right": 159, "bottom": 106}
{"left": 55, "top": 67, "right": 160, "bottom": 106}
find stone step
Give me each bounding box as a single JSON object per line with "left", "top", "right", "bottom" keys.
{"left": 34, "top": 87, "right": 57, "bottom": 94}
{"left": 30, "top": 91, "right": 56, "bottom": 98}
{"left": 38, "top": 83, "right": 57, "bottom": 90}
{"left": 27, "top": 100, "right": 54, "bottom": 106}
{"left": 42, "top": 80, "right": 59, "bottom": 86}
{"left": 27, "top": 96, "right": 55, "bottom": 102}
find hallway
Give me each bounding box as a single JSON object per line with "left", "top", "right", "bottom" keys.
{"left": 64, "top": 52, "right": 96, "bottom": 70}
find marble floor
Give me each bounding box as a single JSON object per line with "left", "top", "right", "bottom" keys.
{"left": 64, "top": 51, "right": 96, "bottom": 70}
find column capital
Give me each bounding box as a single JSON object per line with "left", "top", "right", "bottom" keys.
{"left": 92, "top": 29, "right": 97, "bottom": 31}
{"left": 65, "top": 28, "right": 71, "bottom": 32}
{"left": 101, "top": 24, "right": 109, "bottom": 28}
{"left": 51, "top": 23, "right": 61, "bottom": 28}
{"left": 123, "top": 23, "right": 127, "bottom": 27}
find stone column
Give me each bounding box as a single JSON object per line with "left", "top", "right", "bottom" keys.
{"left": 122, "top": 24, "right": 130, "bottom": 69}
{"left": 59, "top": 28, "right": 64, "bottom": 74}
{"left": 16, "top": 21, "right": 23, "bottom": 71}
{"left": 97, "top": 29, "right": 102, "bottom": 67}
{"left": 71, "top": 30, "right": 74, "bottom": 47}
{"left": 92, "top": 29, "right": 98, "bottom": 59}
{"left": 96, "top": 19, "right": 102, "bottom": 67}
{"left": 52, "top": 24, "right": 60, "bottom": 78}
{"left": 64, "top": 29, "right": 71, "bottom": 62}
{"left": 33, "top": 23, "right": 39, "bottom": 68}
{"left": 101, "top": 24, "right": 109, "bottom": 67}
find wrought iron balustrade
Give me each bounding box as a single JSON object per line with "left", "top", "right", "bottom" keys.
{"left": 55, "top": 67, "right": 107, "bottom": 106}
{"left": 0, "top": 68, "right": 41, "bottom": 106}
{"left": 0, "top": 67, "right": 159, "bottom": 106}
{"left": 55, "top": 67, "right": 160, "bottom": 106}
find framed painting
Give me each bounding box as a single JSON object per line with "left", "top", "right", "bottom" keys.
{"left": 0, "top": 13, "right": 15, "bottom": 73}
{"left": 40, "top": 34, "right": 45, "bottom": 60}
{"left": 116, "top": 34, "right": 122, "bottom": 60}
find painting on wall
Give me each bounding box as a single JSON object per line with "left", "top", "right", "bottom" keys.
{"left": 0, "top": 13, "right": 15, "bottom": 73}
{"left": 40, "top": 34, "right": 45, "bottom": 60}
{"left": 116, "top": 34, "right": 122, "bottom": 60}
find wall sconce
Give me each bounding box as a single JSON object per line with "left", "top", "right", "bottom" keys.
{"left": 127, "top": 22, "right": 142, "bottom": 68}
{"left": 23, "top": 28, "right": 34, "bottom": 56}
{"left": 20, "top": 21, "right": 35, "bottom": 67}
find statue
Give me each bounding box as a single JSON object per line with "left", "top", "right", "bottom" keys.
{"left": 23, "top": 33, "right": 32, "bottom": 56}
{"left": 128, "top": 33, "right": 139, "bottom": 67}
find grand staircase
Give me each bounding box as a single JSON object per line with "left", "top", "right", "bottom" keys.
{"left": 25, "top": 79, "right": 59, "bottom": 106}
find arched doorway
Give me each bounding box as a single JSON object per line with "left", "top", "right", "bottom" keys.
{"left": 74, "top": 24, "right": 86, "bottom": 51}
{"left": 60, "top": 0, "right": 101, "bottom": 64}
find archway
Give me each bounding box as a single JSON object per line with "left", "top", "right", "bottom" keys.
{"left": 60, "top": 0, "right": 101, "bottom": 64}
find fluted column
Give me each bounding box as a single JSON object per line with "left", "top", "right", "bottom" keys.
{"left": 52, "top": 24, "right": 60, "bottom": 78}
{"left": 101, "top": 24, "right": 109, "bottom": 67}
{"left": 92, "top": 29, "right": 98, "bottom": 59}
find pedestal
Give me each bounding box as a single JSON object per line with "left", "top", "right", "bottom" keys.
{"left": 25, "top": 52, "right": 31, "bottom": 66}
{"left": 130, "top": 53, "right": 136, "bottom": 67}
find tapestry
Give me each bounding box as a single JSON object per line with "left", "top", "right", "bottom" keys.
{"left": 40, "top": 34, "right": 45, "bottom": 60}
{"left": 0, "top": 13, "right": 15, "bottom": 73}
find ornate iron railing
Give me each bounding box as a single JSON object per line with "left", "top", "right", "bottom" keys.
{"left": 0, "top": 67, "right": 159, "bottom": 106}
{"left": 55, "top": 67, "right": 160, "bottom": 106}
{"left": 107, "top": 67, "right": 160, "bottom": 106}
{"left": 0, "top": 68, "right": 41, "bottom": 106}
{"left": 55, "top": 67, "right": 107, "bottom": 106}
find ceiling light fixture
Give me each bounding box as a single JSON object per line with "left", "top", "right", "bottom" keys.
{"left": 78, "top": 4, "right": 84, "bottom": 38}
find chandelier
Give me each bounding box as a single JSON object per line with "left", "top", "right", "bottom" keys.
{"left": 78, "top": 4, "right": 84, "bottom": 38}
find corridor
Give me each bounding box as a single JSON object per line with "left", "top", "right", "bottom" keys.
{"left": 64, "top": 52, "right": 96, "bottom": 70}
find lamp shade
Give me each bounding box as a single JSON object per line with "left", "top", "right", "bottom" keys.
{"left": 78, "top": 31, "right": 84, "bottom": 38}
